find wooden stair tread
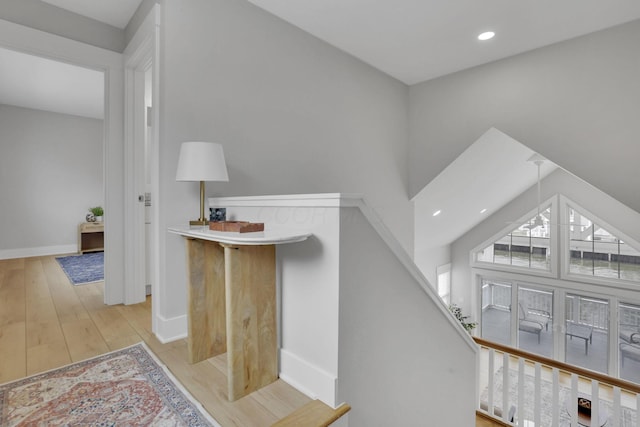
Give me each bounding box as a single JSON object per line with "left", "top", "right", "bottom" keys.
{"left": 271, "top": 400, "right": 351, "bottom": 427}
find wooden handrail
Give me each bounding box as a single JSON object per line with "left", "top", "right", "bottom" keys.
{"left": 474, "top": 337, "right": 640, "bottom": 394}
{"left": 271, "top": 400, "right": 351, "bottom": 427}
{"left": 476, "top": 410, "right": 513, "bottom": 427}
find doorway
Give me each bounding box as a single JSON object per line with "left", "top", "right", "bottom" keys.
{"left": 0, "top": 48, "right": 104, "bottom": 264}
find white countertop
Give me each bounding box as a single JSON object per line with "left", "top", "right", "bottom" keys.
{"left": 168, "top": 224, "right": 311, "bottom": 246}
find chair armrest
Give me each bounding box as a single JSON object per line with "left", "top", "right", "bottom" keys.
{"left": 528, "top": 308, "right": 551, "bottom": 318}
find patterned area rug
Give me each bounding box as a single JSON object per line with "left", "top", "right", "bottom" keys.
{"left": 0, "top": 342, "right": 220, "bottom": 426}
{"left": 56, "top": 252, "right": 104, "bottom": 285}
{"left": 481, "top": 367, "right": 636, "bottom": 426}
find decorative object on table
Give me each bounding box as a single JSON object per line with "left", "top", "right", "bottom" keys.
{"left": 209, "top": 221, "right": 264, "bottom": 233}
{"left": 210, "top": 207, "right": 227, "bottom": 222}
{"left": 85, "top": 212, "right": 96, "bottom": 222}
{"left": 56, "top": 252, "right": 104, "bottom": 285}
{"left": 578, "top": 397, "right": 592, "bottom": 417}
{"left": 449, "top": 303, "right": 477, "bottom": 332}
{"left": 176, "top": 141, "right": 229, "bottom": 226}
{"left": 0, "top": 342, "right": 220, "bottom": 427}
{"left": 89, "top": 206, "right": 104, "bottom": 222}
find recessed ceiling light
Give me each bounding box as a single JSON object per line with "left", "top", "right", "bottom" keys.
{"left": 433, "top": 210, "right": 441, "bottom": 217}
{"left": 480, "top": 208, "right": 487, "bottom": 214}
{"left": 478, "top": 31, "right": 495, "bottom": 41}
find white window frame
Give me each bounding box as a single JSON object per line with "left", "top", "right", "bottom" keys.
{"left": 559, "top": 195, "right": 640, "bottom": 291}
{"left": 470, "top": 195, "right": 558, "bottom": 279}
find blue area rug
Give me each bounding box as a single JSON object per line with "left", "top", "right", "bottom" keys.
{"left": 56, "top": 252, "right": 104, "bottom": 285}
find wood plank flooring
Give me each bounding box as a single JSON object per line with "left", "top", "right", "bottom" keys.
{"left": 1, "top": 255, "right": 490, "bottom": 426}
{"left": 0, "top": 255, "right": 311, "bottom": 427}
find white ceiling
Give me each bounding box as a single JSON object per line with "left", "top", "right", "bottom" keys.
{"left": 0, "top": 47, "right": 104, "bottom": 119}
{"left": 248, "top": 0, "right": 640, "bottom": 84}
{"left": 414, "top": 128, "right": 557, "bottom": 249}
{"left": 40, "top": 0, "right": 143, "bottom": 29}
{"left": 6, "top": 1, "right": 640, "bottom": 119}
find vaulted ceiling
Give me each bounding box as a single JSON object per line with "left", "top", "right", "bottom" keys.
{"left": 3, "top": 1, "right": 640, "bottom": 119}
{"left": 246, "top": 0, "right": 640, "bottom": 84}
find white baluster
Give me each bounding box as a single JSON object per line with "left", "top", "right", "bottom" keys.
{"left": 591, "top": 379, "right": 599, "bottom": 427}
{"left": 570, "top": 374, "right": 579, "bottom": 425}
{"left": 636, "top": 393, "right": 640, "bottom": 427}
{"left": 503, "top": 352, "right": 510, "bottom": 423}
{"left": 518, "top": 358, "right": 525, "bottom": 427}
{"left": 612, "top": 386, "right": 621, "bottom": 427}
{"left": 552, "top": 368, "right": 560, "bottom": 426}
{"left": 534, "top": 363, "right": 541, "bottom": 426}
{"left": 488, "top": 348, "right": 495, "bottom": 417}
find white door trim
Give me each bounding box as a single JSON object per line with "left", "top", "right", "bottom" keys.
{"left": 123, "top": 6, "right": 161, "bottom": 313}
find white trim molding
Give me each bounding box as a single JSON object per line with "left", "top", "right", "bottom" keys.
{"left": 154, "top": 313, "right": 188, "bottom": 344}
{"left": 0, "top": 245, "right": 78, "bottom": 260}
{"left": 279, "top": 348, "right": 338, "bottom": 407}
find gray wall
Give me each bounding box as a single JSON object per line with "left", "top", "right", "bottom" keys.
{"left": 338, "top": 207, "right": 476, "bottom": 426}
{"left": 0, "top": 104, "right": 103, "bottom": 255}
{"left": 158, "top": 0, "right": 412, "bottom": 319}
{"left": 409, "top": 19, "right": 640, "bottom": 215}
{"left": 414, "top": 244, "right": 450, "bottom": 289}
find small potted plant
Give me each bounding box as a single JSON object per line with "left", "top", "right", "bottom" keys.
{"left": 89, "top": 206, "right": 104, "bottom": 222}
{"left": 449, "top": 303, "right": 477, "bottom": 333}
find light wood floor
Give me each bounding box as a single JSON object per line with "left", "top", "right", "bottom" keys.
{"left": 1, "top": 255, "right": 491, "bottom": 426}
{"left": 0, "top": 255, "right": 312, "bottom": 427}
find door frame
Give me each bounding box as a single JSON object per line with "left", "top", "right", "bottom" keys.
{"left": 123, "top": 5, "right": 161, "bottom": 316}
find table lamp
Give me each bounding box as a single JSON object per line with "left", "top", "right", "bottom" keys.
{"left": 176, "top": 141, "right": 229, "bottom": 226}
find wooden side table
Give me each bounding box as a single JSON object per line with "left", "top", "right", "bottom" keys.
{"left": 169, "top": 225, "right": 310, "bottom": 401}
{"left": 78, "top": 222, "right": 104, "bottom": 253}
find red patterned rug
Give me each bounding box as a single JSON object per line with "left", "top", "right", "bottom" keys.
{"left": 0, "top": 342, "right": 220, "bottom": 426}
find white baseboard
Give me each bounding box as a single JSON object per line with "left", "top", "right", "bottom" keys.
{"left": 154, "top": 313, "right": 187, "bottom": 343}
{"left": 0, "top": 244, "right": 77, "bottom": 260}
{"left": 279, "top": 348, "right": 338, "bottom": 408}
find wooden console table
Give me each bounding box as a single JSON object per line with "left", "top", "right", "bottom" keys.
{"left": 168, "top": 225, "right": 311, "bottom": 401}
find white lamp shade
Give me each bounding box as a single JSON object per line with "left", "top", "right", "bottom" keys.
{"left": 175, "top": 141, "right": 229, "bottom": 182}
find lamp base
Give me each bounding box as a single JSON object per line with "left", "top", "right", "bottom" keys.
{"left": 189, "top": 219, "right": 209, "bottom": 226}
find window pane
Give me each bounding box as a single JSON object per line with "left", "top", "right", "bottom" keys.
{"left": 618, "top": 241, "right": 640, "bottom": 282}
{"left": 481, "top": 279, "right": 511, "bottom": 345}
{"left": 529, "top": 207, "right": 551, "bottom": 271}
{"left": 565, "top": 294, "right": 608, "bottom": 374}
{"left": 569, "top": 209, "right": 593, "bottom": 276}
{"left": 568, "top": 206, "right": 640, "bottom": 283}
{"left": 476, "top": 206, "right": 551, "bottom": 271}
{"left": 619, "top": 302, "right": 640, "bottom": 383}
{"left": 593, "top": 225, "right": 619, "bottom": 279}
{"left": 518, "top": 287, "right": 553, "bottom": 358}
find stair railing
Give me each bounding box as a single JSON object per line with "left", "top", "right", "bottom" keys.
{"left": 475, "top": 337, "right": 640, "bottom": 426}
